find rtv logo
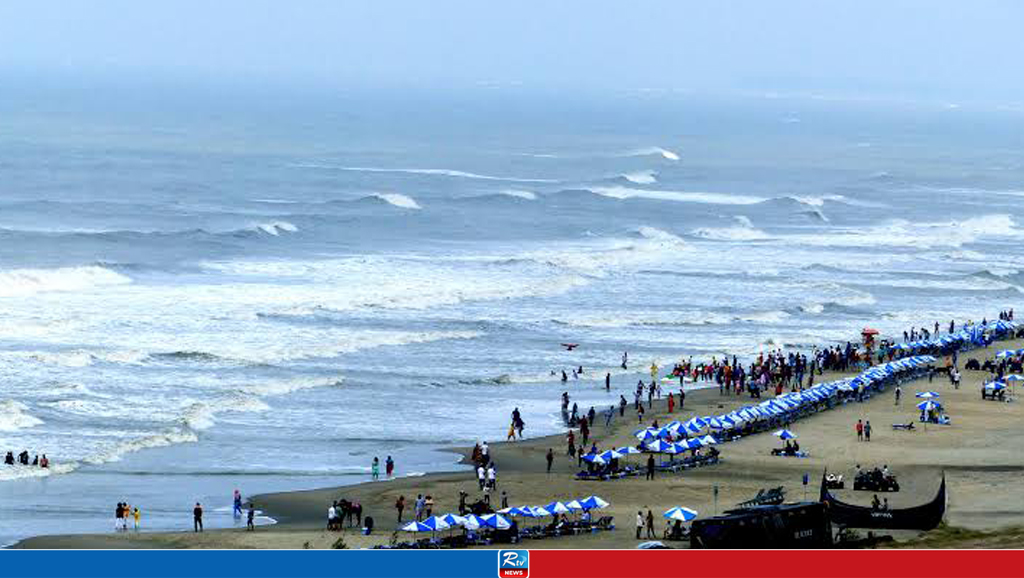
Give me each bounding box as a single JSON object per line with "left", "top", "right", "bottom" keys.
{"left": 498, "top": 550, "right": 529, "bottom": 578}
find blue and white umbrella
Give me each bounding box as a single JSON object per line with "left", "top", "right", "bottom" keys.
{"left": 582, "top": 453, "right": 607, "bottom": 465}
{"left": 663, "top": 507, "right": 698, "bottom": 522}
{"left": 579, "top": 495, "right": 610, "bottom": 510}
{"left": 634, "top": 427, "right": 662, "bottom": 442}
{"left": 985, "top": 381, "right": 1006, "bottom": 391}
{"left": 543, "top": 501, "right": 571, "bottom": 515}
{"left": 699, "top": 435, "right": 718, "bottom": 446}
{"left": 565, "top": 500, "right": 585, "bottom": 511}
{"left": 773, "top": 429, "right": 797, "bottom": 440}
{"left": 916, "top": 400, "right": 942, "bottom": 411}
{"left": 996, "top": 350, "right": 1017, "bottom": 359}
{"left": 477, "top": 514, "right": 511, "bottom": 529}
{"left": 435, "top": 513, "right": 466, "bottom": 527}
{"left": 616, "top": 446, "right": 642, "bottom": 455}
{"left": 402, "top": 519, "right": 449, "bottom": 532}
{"left": 915, "top": 391, "right": 941, "bottom": 399}
{"left": 1004, "top": 375, "right": 1024, "bottom": 382}
{"left": 498, "top": 507, "right": 529, "bottom": 517}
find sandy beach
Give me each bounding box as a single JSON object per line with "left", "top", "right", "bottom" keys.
{"left": 13, "top": 335, "right": 1024, "bottom": 550}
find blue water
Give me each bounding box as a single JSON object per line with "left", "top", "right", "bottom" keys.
{"left": 1, "top": 86, "right": 1022, "bottom": 545}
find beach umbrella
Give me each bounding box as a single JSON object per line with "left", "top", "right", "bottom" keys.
{"left": 565, "top": 500, "right": 585, "bottom": 511}
{"left": 437, "top": 513, "right": 466, "bottom": 527}
{"left": 579, "top": 496, "right": 610, "bottom": 510}
{"left": 616, "top": 446, "right": 642, "bottom": 455}
{"left": 1004, "top": 375, "right": 1024, "bottom": 382}
{"left": 985, "top": 381, "right": 1006, "bottom": 391}
{"left": 519, "top": 506, "right": 547, "bottom": 518}
{"left": 996, "top": 350, "right": 1016, "bottom": 359}
{"left": 543, "top": 501, "right": 571, "bottom": 515}
{"left": 916, "top": 400, "right": 941, "bottom": 411}
{"left": 663, "top": 506, "right": 698, "bottom": 522}
{"left": 700, "top": 435, "right": 718, "bottom": 446}
{"left": 915, "top": 391, "right": 941, "bottom": 399}
{"left": 773, "top": 429, "right": 797, "bottom": 440}
{"left": 684, "top": 438, "right": 703, "bottom": 450}
{"left": 402, "top": 519, "right": 448, "bottom": 532}
{"left": 582, "top": 453, "right": 607, "bottom": 465}
{"left": 634, "top": 427, "right": 661, "bottom": 442}
{"left": 498, "top": 507, "right": 528, "bottom": 517}
{"left": 480, "top": 514, "right": 511, "bottom": 529}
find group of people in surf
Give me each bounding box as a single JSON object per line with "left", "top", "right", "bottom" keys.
{"left": 3, "top": 450, "right": 48, "bottom": 468}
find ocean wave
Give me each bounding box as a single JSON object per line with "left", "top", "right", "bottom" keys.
{"left": 21, "top": 349, "right": 148, "bottom": 368}
{"left": 623, "top": 147, "right": 680, "bottom": 161}
{"left": 370, "top": 193, "right": 422, "bottom": 209}
{"left": 551, "top": 309, "right": 791, "bottom": 329}
{"left": 82, "top": 429, "right": 200, "bottom": 466}
{"left": 782, "top": 215, "right": 1022, "bottom": 250}
{"left": 585, "top": 186, "right": 765, "bottom": 205}
{"left": 252, "top": 221, "right": 298, "bottom": 236}
{"left": 690, "top": 221, "right": 772, "bottom": 241}
{"left": 621, "top": 170, "right": 658, "bottom": 185}
{"left": 0, "top": 400, "right": 43, "bottom": 432}
{"left": 0, "top": 265, "right": 131, "bottom": 298}
{"left": 498, "top": 189, "right": 538, "bottom": 200}
{"left": 787, "top": 194, "right": 847, "bottom": 207}
{"left": 296, "top": 164, "right": 556, "bottom": 183}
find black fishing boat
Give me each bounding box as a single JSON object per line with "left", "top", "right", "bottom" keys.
{"left": 820, "top": 472, "right": 946, "bottom": 530}
{"left": 690, "top": 502, "right": 833, "bottom": 549}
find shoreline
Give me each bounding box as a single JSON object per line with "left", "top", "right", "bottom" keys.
{"left": 13, "top": 331, "right": 1024, "bottom": 549}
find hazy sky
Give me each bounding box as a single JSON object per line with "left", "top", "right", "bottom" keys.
{"left": 3, "top": 1, "right": 1023, "bottom": 103}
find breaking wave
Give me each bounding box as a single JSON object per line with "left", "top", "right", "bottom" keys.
{"left": 0, "top": 400, "right": 43, "bottom": 432}
{"left": 371, "top": 193, "right": 422, "bottom": 209}
{"left": 621, "top": 170, "right": 658, "bottom": 184}
{"left": 0, "top": 266, "right": 131, "bottom": 298}
{"left": 623, "top": 147, "right": 680, "bottom": 161}
{"left": 298, "top": 164, "right": 556, "bottom": 183}
{"left": 586, "top": 186, "right": 765, "bottom": 205}
{"left": 252, "top": 221, "right": 298, "bottom": 236}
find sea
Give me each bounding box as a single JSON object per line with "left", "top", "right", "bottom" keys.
{"left": 0, "top": 85, "right": 1022, "bottom": 545}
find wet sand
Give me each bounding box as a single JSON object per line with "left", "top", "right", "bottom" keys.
{"left": 14, "top": 338, "right": 1024, "bottom": 549}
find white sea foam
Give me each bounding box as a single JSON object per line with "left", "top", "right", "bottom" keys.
{"left": 588, "top": 186, "right": 765, "bottom": 205}
{"left": 622, "top": 170, "right": 658, "bottom": 184}
{"left": 789, "top": 194, "right": 847, "bottom": 207}
{"left": 373, "top": 193, "right": 422, "bottom": 209}
{"left": 0, "top": 400, "right": 43, "bottom": 432}
{"left": 310, "top": 165, "right": 556, "bottom": 183}
{"left": 0, "top": 266, "right": 131, "bottom": 298}
{"left": 499, "top": 189, "right": 538, "bottom": 200}
{"left": 253, "top": 221, "right": 299, "bottom": 236}
{"left": 83, "top": 429, "right": 200, "bottom": 465}
{"left": 625, "top": 147, "right": 680, "bottom": 161}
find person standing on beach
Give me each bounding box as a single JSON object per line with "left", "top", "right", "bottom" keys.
{"left": 646, "top": 454, "right": 655, "bottom": 480}
{"left": 414, "top": 494, "right": 425, "bottom": 521}
{"left": 487, "top": 464, "right": 497, "bottom": 490}
{"left": 605, "top": 406, "right": 614, "bottom": 427}
{"left": 637, "top": 404, "right": 645, "bottom": 424}
{"left": 566, "top": 430, "right": 575, "bottom": 456}
{"left": 395, "top": 495, "right": 405, "bottom": 522}
{"left": 580, "top": 419, "right": 590, "bottom": 446}
{"left": 193, "top": 502, "right": 203, "bottom": 533}
{"left": 372, "top": 457, "right": 380, "bottom": 480}
{"left": 481, "top": 441, "right": 490, "bottom": 465}
{"left": 895, "top": 385, "right": 902, "bottom": 406}
{"left": 645, "top": 509, "right": 655, "bottom": 539}
{"left": 619, "top": 395, "right": 627, "bottom": 417}
{"left": 386, "top": 455, "right": 394, "bottom": 478}
{"left": 233, "top": 489, "right": 243, "bottom": 517}
{"left": 636, "top": 511, "right": 643, "bottom": 539}
{"left": 622, "top": 352, "right": 628, "bottom": 370}
{"left": 864, "top": 421, "right": 872, "bottom": 442}
{"left": 667, "top": 392, "right": 674, "bottom": 413}
{"left": 247, "top": 504, "right": 255, "bottom": 531}
{"left": 605, "top": 372, "right": 611, "bottom": 391}
{"left": 133, "top": 507, "right": 140, "bottom": 531}
{"left": 680, "top": 388, "right": 686, "bottom": 409}
{"left": 477, "top": 465, "right": 486, "bottom": 491}
{"left": 546, "top": 448, "right": 554, "bottom": 473}
{"left": 856, "top": 419, "right": 864, "bottom": 441}
{"left": 114, "top": 503, "right": 122, "bottom": 532}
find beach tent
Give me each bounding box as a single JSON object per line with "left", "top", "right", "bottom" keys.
{"left": 663, "top": 506, "right": 699, "bottom": 522}
{"left": 773, "top": 429, "right": 798, "bottom": 440}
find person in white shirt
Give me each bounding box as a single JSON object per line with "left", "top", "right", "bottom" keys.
{"left": 477, "top": 465, "right": 486, "bottom": 490}
{"left": 327, "top": 504, "right": 336, "bottom": 530}
{"left": 487, "top": 464, "right": 497, "bottom": 490}
{"left": 480, "top": 441, "right": 489, "bottom": 464}
{"left": 636, "top": 511, "right": 644, "bottom": 539}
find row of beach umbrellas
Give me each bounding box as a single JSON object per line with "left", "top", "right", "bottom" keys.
{"left": 633, "top": 355, "right": 938, "bottom": 448}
